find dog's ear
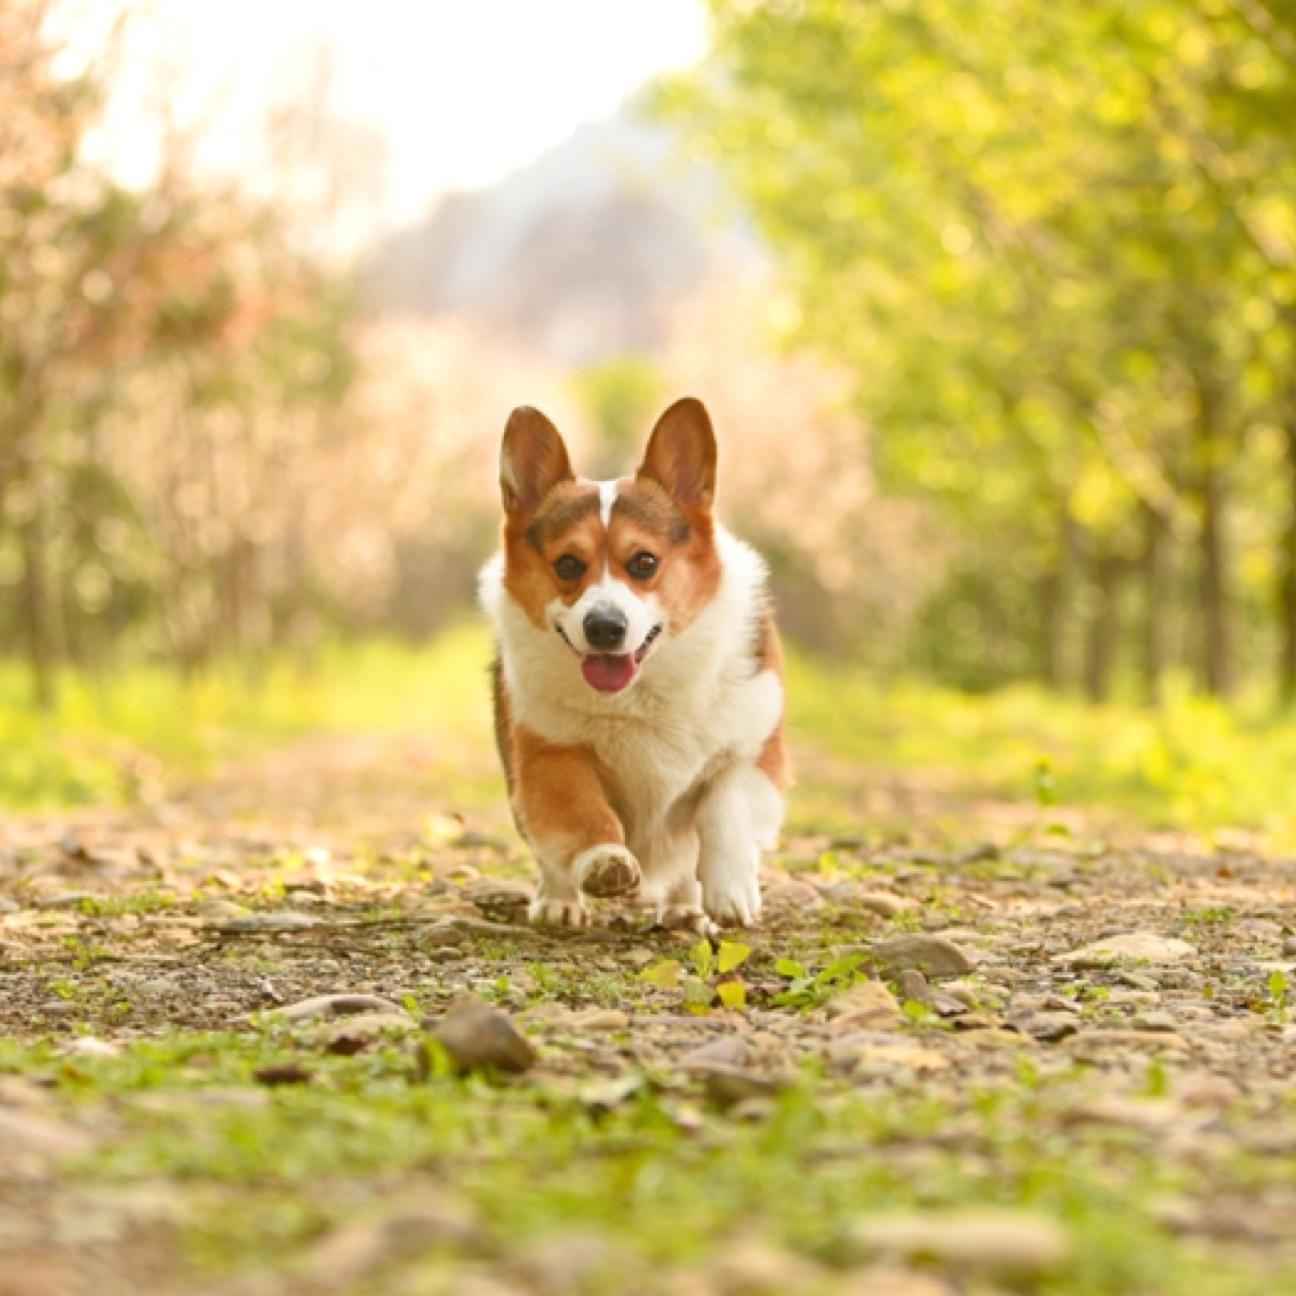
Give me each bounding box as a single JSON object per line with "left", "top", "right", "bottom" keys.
{"left": 637, "top": 397, "right": 716, "bottom": 512}
{"left": 500, "top": 406, "right": 573, "bottom": 514}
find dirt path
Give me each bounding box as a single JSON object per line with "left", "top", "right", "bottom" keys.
{"left": 2, "top": 734, "right": 1295, "bottom": 1295}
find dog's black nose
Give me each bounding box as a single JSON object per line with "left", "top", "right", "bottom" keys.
{"left": 583, "top": 606, "right": 627, "bottom": 651}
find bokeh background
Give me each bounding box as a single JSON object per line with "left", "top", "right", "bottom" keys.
{"left": 5, "top": 0, "right": 1296, "bottom": 836}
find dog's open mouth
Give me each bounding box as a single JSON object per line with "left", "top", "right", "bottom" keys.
{"left": 560, "top": 624, "right": 661, "bottom": 694}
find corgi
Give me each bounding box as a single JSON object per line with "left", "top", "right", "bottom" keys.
{"left": 478, "top": 396, "right": 790, "bottom": 933}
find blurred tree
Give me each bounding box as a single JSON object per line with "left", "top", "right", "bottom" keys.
{"left": 573, "top": 354, "right": 665, "bottom": 477}
{"left": 663, "top": 0, "right": 1296, "bottom": 698}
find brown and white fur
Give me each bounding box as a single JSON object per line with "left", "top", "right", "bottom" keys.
{"left": 478, "top": 396, "right": 789, "bottom": 934}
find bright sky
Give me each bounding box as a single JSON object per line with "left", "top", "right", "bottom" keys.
{"left": 83, "top": 0, "right": 709, "bottom": 238}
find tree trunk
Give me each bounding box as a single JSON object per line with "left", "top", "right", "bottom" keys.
{"left": 20, "top": 478, "right": 59, "bottom": 711}
{"left": 1140, "top": 500, "right": 1170, "bottom": 703}
{"left": 1038, "top": 504, "right": 1078, "bottom": 689}
{"left": 1280, "top": 414, "right": 1296, "bottom": 703}
{"left": 1083, "top": 549, "right": 1122, "bottom": 704}
{"left": 1194, "top": 373, "right": 1232, "bottom": 697}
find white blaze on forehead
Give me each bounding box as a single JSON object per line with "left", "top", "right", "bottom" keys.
{"left": 597, "top": 480, "right": 618, "bottom": 527}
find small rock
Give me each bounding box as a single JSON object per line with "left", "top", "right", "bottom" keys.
{"left": 326, "top": 1012, "right": 418, "bottom": 1055}
{"left": 465, "top": 881, "right": 532, "bottom": 922}
{"left": 710, "top": 1238, "right": 825, "bottom": 1293}
{"left": 429, "top": 996, "right": 536, "bottom": 1075}
{"left": 703, "top": 1066, "right": 786, "bottom": 1110}
{"left": 213, "top": 911, "right": 321, "bottom": 933}
{"left": 564, "top": 1008, "right": 630, "bottom": 1030}
{"left": 678, "top": 1036, "right": 755, "bottom": 1073}
{"left": 1062, "top": 1097, "right": 1184, "bottom": 1131}
{"left": 0, "top": 898, "right": 19, "bottom": 914}
{"left": 855, "top": 892, "right": 919, "bottom": 918}
{"left": 513, "top": 1230, "right": 625, "bottom": 1295}
{"left": 852, "top": 1208, "right": 1069, "bottom": 1275}
{"left": 253, "top": 1063, "right": 313, "bottom": 1086}
{"left": 36, "top": 892, "right": 100, "bottom": 909}
{"left": 1011, "top": 1012, "right": 1080, "bottom": 1042}
{"left": 762, "top": 881, "right": 824, "bottom": 913}
{"left": 1130, "top": 1010, "right": 1178, "bottom": 1032}
{"left": 825, "top": 980, "right": 901, "bottom": 1029}
{"left": 63, "top": 1037, "right": 121, "bottom": 1059}
{"left": 897, "top": 969, "right": 929, "bottom": 1002}
{"left": 1067, "top": 1028, "right": 1189, "bottom": 1052}
{"left": 839, "top": 1267, "right": 952, "bottom": 1296}
{"left": 836, "top": 1042, "right": 950, "bottom": 1075}
{"left": 307, "top": 1195, "right": 477, "bottom": 1284}
{"left": 870, "top": 934, "right": 974, "bottom": 978}
{"left": 0, "top": 1110, "right": 94, "bottom": 1178}
{"left": 277, "top": 993, "right": 404, "bottom": 1022}
{"left": 1055, "top": 933, "right": 1196, "bottom": 968}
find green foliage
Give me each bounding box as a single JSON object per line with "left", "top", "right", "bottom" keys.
{"left": 663, "top": 0, "right": 1296, "bottom": 699}
{"left": 573, "top": 353, "right": 665, "bottom": 476}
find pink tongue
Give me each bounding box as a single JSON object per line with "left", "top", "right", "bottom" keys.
{"left": 581, "top": 653, "right": 637, "bottom": 693}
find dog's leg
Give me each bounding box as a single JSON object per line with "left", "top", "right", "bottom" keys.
{"left": 636, "top": 827, "right": 715, "bottom": 937}
{"left": 696, "top": 763, "right": 784, "bottom": 928}
{"left": 512, "top": 728, "right": 640, "bottom": 928}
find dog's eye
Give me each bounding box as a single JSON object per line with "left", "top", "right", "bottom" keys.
{"left": 626, "top": 551, "right": 659, "bottom": 580}
{"left": 553, "top": 554, "right": 586, "bottom": 582}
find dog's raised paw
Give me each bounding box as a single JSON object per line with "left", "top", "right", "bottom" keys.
{"left": 528, "top": 897, "right": 590, "bottom": 928}
{"left": 574, "top": 844, "right": 642, "bottom": 898}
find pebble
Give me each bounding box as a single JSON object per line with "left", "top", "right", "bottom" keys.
{"left": 678, "top": 1036, "right": 755, "bottom": 1073}
{"left": 761, "top": 881, "right": 824, "bottom": 913}
{"left": 36, "top": 892, "right": 100, "bottom": 909}
{"left": 1011, "top": 1012, "right": 1079, "bottom": 1042}
{"left": 851, "top": 1208, "right": 1070, "bottom": 1275}
{"left": 213, "top": 911, "right": 322, "bottom": 933}
{"left": 870, "top": 934, "right": 974, "bottom": 978}
{"left": 564, "top": 1008, "right": 629, "bottom": 1030}
{"left": 855, "top": 892, "right": 919, "bottom": 918}
{"left": 703, "top": 1066, "right": 786, "bottom": 1110}
{"left": 429, "top": 996, "right": 536, "bottom": 1074}
{"left": 825, "top": 980, "right": 901, "bottom": 1028}
{"left": 307, "top": 1195, "right": 478, "bottom": 1284}
{"left": 325, "top": 1012, "right": 418, "bottom": 1054}
{"left": 709, "top": 1238, "right": 825, "bottom": 1293}
{"left": 1056, "top": 932, "right": 1196, "bottom": 967}
{"left": 277, "top": 993, "right": 404, "bottom": 1022}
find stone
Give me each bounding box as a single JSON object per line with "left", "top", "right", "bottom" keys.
{"left": 702, "top": 1066, "right": 786, "bottom": 1110}
{"left": 1055, "top": 933, "right": 1196, "bottom": 968}
{"left": 307, "top": 1195, "right": 477, "bottom": 1284}
{"left": 838, "top": 1042, "right": 950, "bottom": 1075}
{"left": 325, "top": 1012, "right": 418, "bottom": 1054}
{"left": 429, "top": 996, "right": 536, "bottom": 1074}
{"left": 870, "top": 934, "right": 974, "bottom": 978}
{"left": 277, "top": 993, "right": 404, "bottom": 1022}
{"left": 564, "top": 1008, "right": 630, "bottom": 1030}
{"left": 761, "top": 881, "right": 824, "bottom": 913}
{"left": 1011, "top": 1012, "right": 1080, "bottom": 1042}
{"left": 678, "top": 1036, "right": 755, "bottom": 1073}
{"left": 856, "top": 892, "right": 920, "bottom": 918}
{"left": 826, "top": 980, "right": 902, "bottom": 1029}
{"left": 212, "top": 911, "right": 321, "bottom": 933}
{"left": 709, "top": 1238, "right": 825, "bottom": 1293}
{"left": 852, "top": 1208, "right": 1070, "bottom": 1275}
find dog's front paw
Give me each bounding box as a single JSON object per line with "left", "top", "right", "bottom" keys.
{"left": 528, "top": 896, "right": 590, "bottom": 928}
{"left": 657, "top": 904, "right": 719, "bottom": 939}
{"left": 574, "top": 843, "right": 642, "bottom": 898}
{"left": 701, "top": 869, "right": 762, "bottom": 928}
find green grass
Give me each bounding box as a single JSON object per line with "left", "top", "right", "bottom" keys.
{"left": 2, "top": 1031, "right": 1289, "bottom": 1295}
{"left": 6, "top": 625, "right": 1296, "bottom": 843}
